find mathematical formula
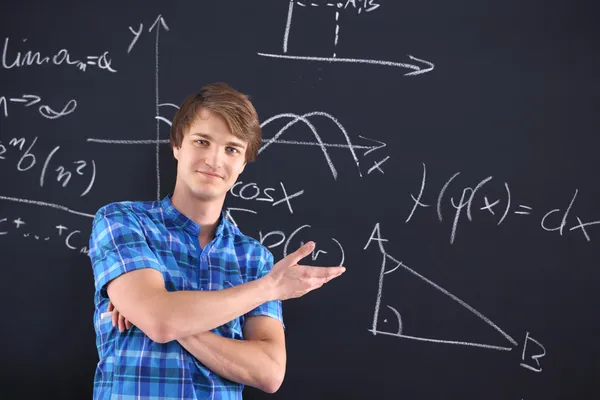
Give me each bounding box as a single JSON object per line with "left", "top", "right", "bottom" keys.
{"left": 0, "top": 214, "right": 89, "bottom": 254}
{"left": 0, "top": 136, "right": 96, "bottom": 197}
{"left": 406, "top": 163, "right": 600, "bottom": 243}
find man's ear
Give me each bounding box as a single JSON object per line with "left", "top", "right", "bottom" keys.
{"left": 172, "top": 145, "right": 180, "bottom": 161}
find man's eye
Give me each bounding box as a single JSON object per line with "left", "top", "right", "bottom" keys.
{"left": 227, "top": 147, "right": 238, "bottom": 153}
{"left": 196, "top": 140, "right": 207, "bottom": 145}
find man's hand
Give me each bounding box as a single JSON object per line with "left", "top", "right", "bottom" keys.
{"left": 108, "top": 301, "right": 133, "bottom": 333}
{"left": 265, "top": 241, "right": 346, "bottom": 301}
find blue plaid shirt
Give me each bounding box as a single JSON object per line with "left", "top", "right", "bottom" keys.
{"left": 88, "top": 194, "right": 283, "bottom": 399}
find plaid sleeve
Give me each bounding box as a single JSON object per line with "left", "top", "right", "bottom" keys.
{"left": 89, "top": 203, "right": 164, "bottom": 298}
{"left": 245, "top": 248, "right": 285, "bottom": 329}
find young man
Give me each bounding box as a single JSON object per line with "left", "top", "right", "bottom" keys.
{"left": 88, "top": 83, "right": 345, "bottom": 399}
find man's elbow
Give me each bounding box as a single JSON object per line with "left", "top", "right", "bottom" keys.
{"left": 129, "top": 309, "right": 177, "bottom": 343}
{"left": 259, "top": 363, "right": 285, "bottom": 394}
{"left": 145, "top": 321, "right": 173, "bottom": 344}
{"left": 143, "top": 314, "right": 185, "bottom": 343}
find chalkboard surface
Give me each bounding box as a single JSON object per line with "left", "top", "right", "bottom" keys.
{"left": 2, "top": 1, "right": 599, "bottom": 399}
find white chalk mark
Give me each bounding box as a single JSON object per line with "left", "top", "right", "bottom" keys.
{"left": 259, "top": 230, "right": 286, "bottom": 249}
{"left": 368, "top": 223, "right": 517, "bottom": 350}
{"left": 358, "top": 135, "right": 386, "bottom": 156}
{"left": 365, "top": 0, "right": 381, "bottom": 12}
{"left": 224, "top": 207, "right": 257, "bottom": 227}
{"left": 261, "top": 113, "right": 336, "bottom": 177}
{"left": 386, "top": 305, "right": 403, "bottom": 335}
{"left": 9, "top": 97, "right": 27, "bottom": 103}
{"left": 481, "top": 197, "right": 499, "bottom": 215}
{"left": 149, "top": 15, "right": 170, "bottom": 33}
{"left": 40, "top": 146, "right": 59, "bottom": 187}
{"left": 283, "top": 224, "right": 311, "bottom": 258}
{"left": 87, "top": 138, "right": 170, "bottom": 144}
{"left": 65, "top": 230, "right": 80, "bottom": 250}
{"left": 38, "top": 99, "right": 77, "bottom": 119}
{"left": 371, "top": 250, "right": 387, "bottom": 334}
{"left": 158, "top": 103, "right": 180, "bottom": 109}
{"left": 520, "top": 331, "right": 545, "bottom": 372}
{"left": 334, "top": 11, "right": 340, "bottom": 55}
{"left": 154, "top": 24, "right": 160, "bottom": 200}
{"left": 570, "top": 217, "right": 599, "bottom": 241}
{"left": 257, "top": 137, "right": 382, "bottom": 153}
{"left": 272, "top": 182, "right": 304, "bottom": 214}
{"left": 81, "top": 160, "right": 95, "bottom": 197}
{"left": 22, "top": 94, "right": 41, "bottom": 107}
{"left": 257, "top": 53, "right": 434, "bottom": 76}
{"left": 515, "top": 205, "right": 531, "bottom": 215}
{"left": 406, "top": 162, "right": 430, "bottom": 223}
{"left": 260, "top": 111, "right": 362, "bottom": 179}
{"left": 149, "top": 14, "right": 169, "bottom": 200}
{"left": 311, "top": 249, "right": 328, "bottom": 260}
{"left": 370, "top": 330, "right": 513, "bottom": 351}
{"left": 383, "top": 256, "right": 401, "bottom": 275}
{"left": 466, "top": 176, "right": 493, "bottom": 221}
{"left": 0, "top": 195, "right": 94, "bottom": 218}
{"left": 331, "top": 237, "right": 345, "bottom": 266}
{"left": 96, "top": 52, "right": 116, "bottom": 73}
{"left": 283, "top": 1, "right": 295, "bottom": 53}
{"left": 155, "top": 116, "right": 172, "bottom": 126}
{"left": 437, "top": 172, "right": 460, "bottom": 222}
{"left": 558, "top": 189, "right": 578, "bottom": 235}
{"left": 498, "top": 182, "right": 511, "bottom": 225}
{"left": 0, "top": 96, "right": 7, "bottom": 116}
{"left": 449, "top": 188, "right": 471, "bottom": 244}
{"left": 127, "top": 23, "right": 144, "bottom": 54}
{"left": 383, "top": 253, "right": 518, "bottom": 347}
{"left": 367, "top": 156, "right": 389, "bottom": 175}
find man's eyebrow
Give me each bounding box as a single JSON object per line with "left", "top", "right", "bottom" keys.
{"left": 190, "top": 132, "right": 246, "bottom": 149}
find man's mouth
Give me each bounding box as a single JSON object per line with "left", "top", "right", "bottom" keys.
{"left": 198, "top": 171, "right": 222, "bottom": 179}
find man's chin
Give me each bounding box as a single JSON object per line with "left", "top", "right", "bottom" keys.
{"left": 190, "top": 188, "right": 223, "bottom": 202}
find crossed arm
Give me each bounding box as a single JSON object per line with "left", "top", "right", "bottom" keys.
{"left": 103, "top": 241, "right": 344, "bottom": 393}
{"left": 177, "top": 316, "right": 286, "bottom": 393}
{"left": 106, "top": 268, "right": 286, "bottom": 393}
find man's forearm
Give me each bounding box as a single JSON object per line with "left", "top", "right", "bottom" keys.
{"left": 114, "top": 274, "right": 275, "bottom": 343}
{"left": 178, "top": 331, "right": 285, "bottom": 393}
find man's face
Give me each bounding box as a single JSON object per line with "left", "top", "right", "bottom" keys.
{"left": 173, "top": 108, "right": 247, "bottom": 202}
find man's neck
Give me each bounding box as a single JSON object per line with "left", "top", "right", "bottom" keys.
{"left": 170, "top": 188, "right": 224, "bottom": 242}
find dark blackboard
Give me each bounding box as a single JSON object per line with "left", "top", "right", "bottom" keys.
{"left": 2, "top": 0, "right": 599, "bottom": 398}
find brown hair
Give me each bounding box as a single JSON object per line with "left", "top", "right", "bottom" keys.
{"left": 169, "top": 82, "right": 262, "bottom": 162}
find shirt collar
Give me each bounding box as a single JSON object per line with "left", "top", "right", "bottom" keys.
{"left": 161, "top": 194, "right": 229, "bottom": 237}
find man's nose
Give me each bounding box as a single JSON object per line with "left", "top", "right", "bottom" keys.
{"left": 205, "top": 146, "right": 223, "bottom": 168}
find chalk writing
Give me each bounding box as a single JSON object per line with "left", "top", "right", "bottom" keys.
{"left": 262, "top": 0, "right": 433, "bottom": 74}
{"left": 0, "top": 214, "right": 89, "bottom": 254}
{"left": 0, "top": 93, "right": 76, "bottom": 119}
{"left": 229, "top": 181, "right": 304, "bottom": 214}
{"left": 406, "top": 163, "right": 600, "bottom": 243}
{"left": 520, "top": 331, "right": 546, "bottom": 372}
{"left": 0, "top": 137, "right": 95, "bottom": 197}
{"left": 1, "top": 37, "right": 116, "bottom": 72}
